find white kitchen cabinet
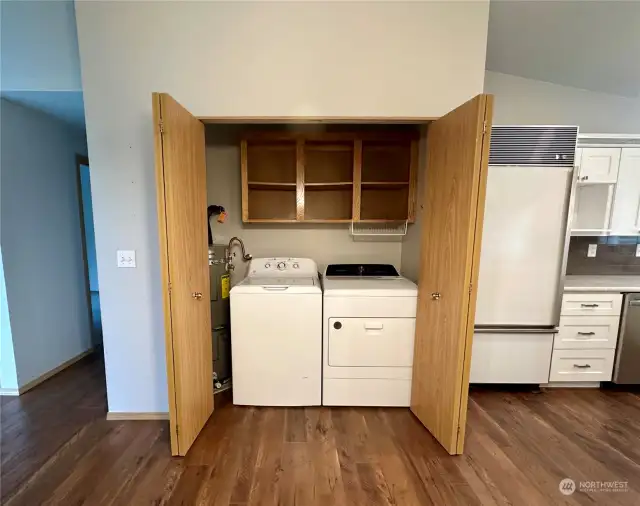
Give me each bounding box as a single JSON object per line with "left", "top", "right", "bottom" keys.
{"left": 578, "top": 148, "right": 621, "bottom": 183}
{"left": 549, "top": 349, "right": 615, "bottom": 382}
{"left": 610, "top": 148, "right": 640, "bottom": 235}
{"left": 555, "top": 316, "right": 619, "bottom": 350}
{"left": 571, "top": 183, "right": 614, "bottom": 235}
{"left": 549, "top": 291, "right": 622, "bottom": 384}
{"left": 560, "top": 292, "right": 623, "bottom": 317}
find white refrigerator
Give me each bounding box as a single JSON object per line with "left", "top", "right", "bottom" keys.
{"left": 475, "top": 165, "right": 573, "bottom": 328}
{"left": 470, "top": 127, "right": 576, "bottom": 383}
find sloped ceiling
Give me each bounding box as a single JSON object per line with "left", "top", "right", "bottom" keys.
{"left": 1, "top": 91, "right": 85, "bottom": 129}
{"left": 486, "top": 0, "right": 640, "bottom": 98}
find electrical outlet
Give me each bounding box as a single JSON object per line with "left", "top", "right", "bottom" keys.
{"left": 636, "top": 244, "right": 640, "bottom": 257}
{"left": 587, "top": 244, "right": 597, "bottom": 258}
{"left": 117, "top": 250, "right": 136, "bottom": 268}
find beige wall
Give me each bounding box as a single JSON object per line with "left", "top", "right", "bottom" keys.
{"left": 76, "top": 0, "right": 490, "bottom": 412}
{"left": 400, "top": 129, "right": 429, "bottom": 283}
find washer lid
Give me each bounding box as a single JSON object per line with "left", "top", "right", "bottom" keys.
{"left": 230, "top": 276, "right": 320, "bottom": 294}
{"left": 323, "top": 277, "right": 417, "bottom": 297}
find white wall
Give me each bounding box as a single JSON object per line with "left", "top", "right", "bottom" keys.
{"left": 0, "top": 99, "right": 90, "bottom": 387}
{"left": 0, "top": 0, "right": 82, "bottom": 91}
{"left": 400, "top": 130, "right": 428, "bottom": 283}
{"left": 205, "top": 128, "right": 402, "bottom": 285}
{"left": 485, "top": 71, "right": 640, "bottom": 133}
{"left": 75, "top": 0, "right": 490, "bottom": 413}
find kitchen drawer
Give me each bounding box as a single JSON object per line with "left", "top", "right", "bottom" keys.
{"left": 549, "top": 349, "right": 615, "bottom": 382}
{"left": 555, "top": 316, "right": 620, "bottom": 350}
{"left": 561, "top": 293, "right": 622, "bottom": 316}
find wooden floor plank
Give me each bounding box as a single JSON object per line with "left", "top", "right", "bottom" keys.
{"left": 3, "top": 357, "right": 640, "bottom": 506}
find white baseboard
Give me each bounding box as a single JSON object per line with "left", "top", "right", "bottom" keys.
{"left": 18, "top": 348, "right": 95, "bottom": 395}
{"left": 541, "top": 381, "right": 601, "bottom": 388}
{"left": 106, "top": 412, "right": 169, "bottom": 421}
{"left": 0, "top": 388, "right": 20, "bottom": 396}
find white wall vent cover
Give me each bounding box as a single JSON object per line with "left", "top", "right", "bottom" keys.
{"left": 489, "top": 126, "right": 579, "bottom": 167}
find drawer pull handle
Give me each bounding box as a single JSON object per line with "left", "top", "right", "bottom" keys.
{"left": 573, "top": 364, "right": 592, "bottom": 369}
{"left": 364, "top": 323, "right": 383, "bottom": 331}
{"left": 580, "top": 304, "right": 599, "bottom": 308}
{"left": 577, "top": 331, "right": 596, "bottom": 336}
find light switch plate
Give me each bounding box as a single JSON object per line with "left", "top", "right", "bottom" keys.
{"left": 117, "top": 250, "right": 136, "bottom": 268}
{"left": 587, "top": 244, "right": 597, "bottom": 258}
{"left": 636, "top": 244, "right": 640, "bottom": 257}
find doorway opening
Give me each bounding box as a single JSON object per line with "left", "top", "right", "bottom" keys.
{"left": 76, "top": 156, "right": 103, "bottom": 347}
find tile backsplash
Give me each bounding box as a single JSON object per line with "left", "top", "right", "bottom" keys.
{"left": 567, "top": 236, "right": 640, "bottom": 275}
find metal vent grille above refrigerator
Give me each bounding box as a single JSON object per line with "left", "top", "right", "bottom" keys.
{"left": 489, "top": 126, "right": 579, "bottom": 167}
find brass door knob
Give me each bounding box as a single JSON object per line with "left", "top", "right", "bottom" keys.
{"left": 192, "top": 292, "right": 203, "bottom": 300}
{"left": 431, "top": 292, "right": 441, "bottom": 301}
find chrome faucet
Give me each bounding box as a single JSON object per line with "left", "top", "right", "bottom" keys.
{"left": 226, "top": 237, "right": 252, "bottom": 271}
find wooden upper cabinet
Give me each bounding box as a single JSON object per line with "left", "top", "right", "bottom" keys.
{"left": 240, "top": 131, "right": 418, "bottom": 223}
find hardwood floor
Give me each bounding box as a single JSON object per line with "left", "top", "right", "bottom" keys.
{"left": 2, "top": 356, "right": 640, "bottom": 505}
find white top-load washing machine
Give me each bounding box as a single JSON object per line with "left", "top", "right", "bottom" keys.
{"left": 322, "top": 264, "right": 418, "bottom": 407}
{"left": 230, "top": 257, "right": 322, "bottom": 406}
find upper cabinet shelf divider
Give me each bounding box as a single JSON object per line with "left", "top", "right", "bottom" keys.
{"left": 241, "top": 130, "right": 419, "bottom": 223}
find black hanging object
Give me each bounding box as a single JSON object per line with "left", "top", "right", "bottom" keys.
{"left": 207, "top": 205, "right": 226, "bottom": 246}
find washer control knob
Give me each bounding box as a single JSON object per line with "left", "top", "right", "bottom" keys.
{"left": 293, "top": 263, "right": 299, "bottom": 269}
{"left": 277, "top": 262, "right": 286, "bottom": 270}
{"left": 333, "top": 321, "right": 342, "bottom": 330}
{"left": 265, "top": 263, "right": 271, "bottom": 269}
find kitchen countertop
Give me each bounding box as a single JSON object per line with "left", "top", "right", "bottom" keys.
{"left": 564, "top": 275, "right": 640, "bottom": 293}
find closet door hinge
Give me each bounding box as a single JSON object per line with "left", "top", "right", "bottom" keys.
{"left": 482, "top": 120, "right": 487, "bottom": 135}
{"left": 176, "top": 424, "right": 179, "bottom": 438}
{"left": 469, "top": 283, "right": 473, "bottom": 295}
{"left": 159, "top": 120, "right": 165, "bottom": 135}
{"left": 168, "top": 282, "right": 172, "bottom": 295}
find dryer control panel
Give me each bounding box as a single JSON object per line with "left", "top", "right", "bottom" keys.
{"left": 247, "top": 258, "right": 318, "bottom": 277}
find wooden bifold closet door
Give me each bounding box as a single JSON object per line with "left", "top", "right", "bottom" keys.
{"left": 410, "top": 94, "right": 494, "bottom": 455}
{"left": 153, "top": 93, "right": 213, "bottom": 456}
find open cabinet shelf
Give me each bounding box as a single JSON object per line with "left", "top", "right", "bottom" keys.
{"left": 248, "top": 181, "right": 296, "bottom": 190}
{"left": 571, "top": 183, "right": 615, "bottom": 235}
{"left": 304, "top": 182, "right": 353, "bottom": 190}
{"left": 247, "top": 187, "right": 297, "bottom": 221}
{"left": 305, "top": 140, "right": 354, "bottom": 184}
{"left": 241, "top": 132, "right": 418, "bottom": 223}
{"left": 362, "top": 140, "right": 412, "bottom": 182}
{"left": 361, "top": 186, "right": 411, "bottom": 221}
{"left": 305, "top": 186, "right": 353, "bottom": 221}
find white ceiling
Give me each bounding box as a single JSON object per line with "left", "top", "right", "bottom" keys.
{"left": 486, "top": 0, "right": 640, "bottom": 98}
